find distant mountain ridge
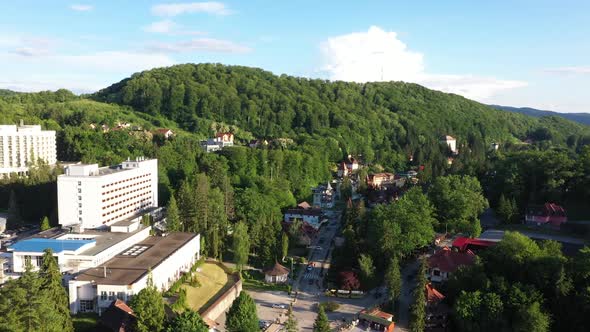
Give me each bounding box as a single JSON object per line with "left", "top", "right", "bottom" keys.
{"left": 491, "top": 105, "right": 590, "bottom": 126}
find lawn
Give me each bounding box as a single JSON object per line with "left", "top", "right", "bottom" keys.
{"left": 242, "top": 269, "right": 289, "bottom": 292}
{"left": 72, "top": 313, "right": 108, "bottom": 332}
{"left": 182, "top": 262, "right": 230, "bottom": 312}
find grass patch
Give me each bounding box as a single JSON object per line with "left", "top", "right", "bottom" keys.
{"left": 182, "top": 262, "right": 230, "bottom": 312}
{"left": 242, "top": 269, "right": 289, "bottom": 292}
{"left": 72, "top": 313, "right": 107, "bottom": 332}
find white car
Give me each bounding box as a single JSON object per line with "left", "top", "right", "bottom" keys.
{"left": 271, "top": 303, "right": 287, "bottom": 309}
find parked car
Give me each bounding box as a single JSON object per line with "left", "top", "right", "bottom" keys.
{"left": 271, "top": 303, "right": 287, "bottom": 309}
{"left": 259, "top": 320, "right": 271, "bottom": 329}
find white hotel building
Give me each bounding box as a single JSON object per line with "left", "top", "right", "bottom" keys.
{"left": 0, "top": 124, "right": 57, "bottom": 176}
{"left": 5, "top": 158, "right": 201, "bottom": 314}
{"left": 58, "top": 158, "right": 158, "bottom": 231}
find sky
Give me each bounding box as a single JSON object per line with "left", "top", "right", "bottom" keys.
{"left": 0, "top": 0, "right": 589, "bottom": 113}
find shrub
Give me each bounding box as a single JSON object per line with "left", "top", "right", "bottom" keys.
{"left": 319, "top": 301, "right": 340, "bottom": 312}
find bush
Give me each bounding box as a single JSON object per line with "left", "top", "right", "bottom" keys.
{"left": 319, "top": 301, "right": 340, "bottom": 312}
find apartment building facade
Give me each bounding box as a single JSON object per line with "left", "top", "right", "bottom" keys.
{"left": 0, "top": 124, "right": 57, "bottom": 175}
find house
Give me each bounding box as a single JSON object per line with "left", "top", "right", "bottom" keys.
{"left": 99, "top": 299, "right": 136, "bottom": 332}
{"left": 337, "top": 155, "right": 360, "bottom": 177}
{"left": 425, "top": 283, "right": 450, "bottom": 331}
{"left": 297, "top": 201, "right": 312, "bottom": 209}
{"left": 248, "top": 139, "right": 268, "bottom": 148}
{"left": 427, "top": 247, "right": 475, "bottom": 282}
{"left": 201, "top": 132, "right": 235, "bottom": 152}
{"left": 525, "top": 203, "right": 567, "bottom": 227}
{"left": 284, "top": 208, "right": 323, "bottom": 229}
{"left": 154, "top": 128, "right": 174, "bottom": 140}
{"left": 358, "top": 307, "right": 395, "bottom": 332}
{"left": 312, "top": 183, "right": 335, "bottom": 208}
{"left": 263, "top": 262, "right": 290, "bottom": 284}
{"left": 367, "top": 173, "right": 396, "bottom": 189}
{"left": 441, "top": 135, "right": 458, "bottom": 154}
{"left": 491, "top": 142, "right": 500, "bottom": 151}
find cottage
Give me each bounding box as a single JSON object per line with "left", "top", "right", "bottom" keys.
{"left": 525, "top": 203, "right": 567, "bottom": 227}
{"left": 427, "top": 247, "right": 475, "bottom": 282}
{"left": 284, "top": 208, "right": 323, "bottom": 229}
{"left": 337, "top": 155, "right": 360, "bottom": 177}
{"left": 201, "top": 132, "right": 235, "bottom": 152}
{"left": 263, "top": 262, "right": 290, "bottom": 284}
{"left": 99, "top": 299, "right": 136, "bottom": 332}
{"left": 425, "top": 283, "right": 450, "bottom": 330}
{"left": 154, "top": 128, "right": 174, "bottom": 140}
{"left": 441, "top": 135, "right": 458, "bottom": 154}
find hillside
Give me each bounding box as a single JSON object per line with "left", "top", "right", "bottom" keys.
{"left": 92, "top": 63, "right": 590, "bottom": 168}
{"left": 491, "top": 104, "right": 590, "bottom": 126}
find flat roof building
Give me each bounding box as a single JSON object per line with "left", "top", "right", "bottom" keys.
{"left": 0, "top": 124, "right": 57, "bottom": 176}
{"left": 58, "top": 157, "right": 158, "bottom": 231}
{"left": 68, "top": 232, "right": 200, "bottom": 314}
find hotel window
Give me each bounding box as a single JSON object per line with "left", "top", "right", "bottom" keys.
{"left": 79, "top": 210, "right": 82, "bottom": 215}
{"left": 35, "top": 256, "right": 43, "bottom": 267}
{"left": 77, "top": 181, "right": 81, "bottom": 186}
{"left": 78, "top": 203, "right": 82, "bottom": 208}
{"left": 78, "top": 196, "right": 82, "bottom": 201}
{"left": 117, "top": 292, "right": 125, "bottom": 300}
{"left": 79, "top": 300, "right": 94, "bottom": 312}
{"left": 108, "top": 291, "right": 115, "bottom": 301}
{"left": 78, "top": 188, "right": 81, "bottom": 193}
{"left": 100, "top": 291, "right": 107, "bottom": 301}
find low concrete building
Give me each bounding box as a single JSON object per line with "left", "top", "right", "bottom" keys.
{"left": 68, "top": 232, "right": 200, "bottom": 314}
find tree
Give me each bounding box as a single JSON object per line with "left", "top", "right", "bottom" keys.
{"left": 358, "top": 254, "right": 376, "bottom": 288}
{"left": 385, "top": 256, "right": 402, "bottom": 308}
{"left": 166, "top": 195, "right": 181, "bottom": 232}
{"left": 40, "top": 216, "right": 50, "bottom": 231}
{"left": 281, "top": 232, "right": 289, "bottom": 261}
{"left": 177, "top": 181, "right": 195, "bottom": 231}
{"left": 165, "top": 310, "right": 209, "bottom": 332}
{"left": 497, "top": 194, "right": 517, "bottom": 224}
{"left": 410, "top": 259, "right": 427, "bottom": 332}
{"left": 284, "top": 305, "right": 298, "bottom": 332}
{"left": 313, "top": 306, "right": 331, "bottom": 332}
{"left": 130, "top": 275, "right": 166, "bottom": 332}
{"left": 40, "top": 249, "right": 74, "bottom": 332}
{"left": 428, "top": 175, "right": 488, "bottom": 237}
{"left": 232, "top": 221, "right": 250, "bottom": 272}
{"left": 226, "top": 292, "right": 258, "bottom": 332}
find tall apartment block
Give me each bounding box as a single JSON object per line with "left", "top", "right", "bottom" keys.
{"left": 0, "top": 124, "right": 57, "bottom": 175}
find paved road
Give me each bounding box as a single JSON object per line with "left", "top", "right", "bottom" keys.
{"left": 393, "top": 259, "right": 420, "bottom": 332}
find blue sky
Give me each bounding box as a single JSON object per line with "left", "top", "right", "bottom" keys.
{"left": 0, "top": 1, "right": 589, "bottom": 113}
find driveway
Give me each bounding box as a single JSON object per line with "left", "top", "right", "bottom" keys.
{"left": 393, "top": 259, "right": 421, "bottom": 332}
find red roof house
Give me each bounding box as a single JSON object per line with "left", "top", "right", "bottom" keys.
{"left": 427, "top": 247, "right": 476, "bottom": 282}
{"left": 99, "top": 299, "right": 136, "bottom": 332}
{"left": 525, "top": 203, "right": 567, "bottom": 227}
{"left": 452, "top": 237, "right": 497, "bottom": 252}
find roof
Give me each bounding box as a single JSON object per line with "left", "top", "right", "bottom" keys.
{"left": 264, "top": 262, "right": 290, "bottom": 276}
{"left": 100, "top": 299, "right": 136, "bottom": 332}
{"left": 75, "top": 232, "right": 198, "bottom": 285}
{"left": 9, "top": 238, "right": 95, "bottom": 254}
{"left": 425, "top": 283, "right": 445, "bottom": 304}
{"left": 428, "top": 247, "right": 476, "bottom": 273}
{"left": 155, "top": 128, "right": 172, "bottom": 134}
{"left": 452, "top": 237, "right": 497, "bottom": 251}
{"left": 215, "top": 132, "right": 233, "bottom": 137}
{"left": 297, "top": 201, "right": 312, "bottom": 209}
{"left": 359, "top": 308, "right": 394, "bottom": 326}
{"left": 285, "top": 208, "right": 322, "bottom": 217}
{"left": 442, "top": 135, "right": 455, "bottom": 140}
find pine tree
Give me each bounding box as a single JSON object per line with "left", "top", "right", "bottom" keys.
{"left": 194, "top": 173, "right": 210, "bottom": 233}
{"left": 130, "top": 274, "right": 166, "bottom": 332}
{"left": 385, "top": 256, "right": 402, "bottom": 309}
{"left": 232, "top": 221, "right": 250, "bottom": 272}
{"left": 166, "top": 195, "right": 181, "bottom": 232}
{"left": 40, "top": 216, "right": 51, "bottom": 231}
{"left": 226, "top": 292, "right": 258, "bottom": 332}
{"left": 313, "top": 306, "right": 330, "bottom": 332}
{"left": 284, "top": 305, "right": 298, "bottom": 332}
{"left": 165, "top": 310, "right": 208, "bottom": 332}
{"left": 281, "top": 232, "right": 289, "bottom": 261}
{"left": 410, "top": 259, "right": 427, "bottom": 332}
{"left": 40, "top": 249, "right": 74, "bottom": 332}
{"left": 177, "top": 181, "right": 196, "bottom": 231}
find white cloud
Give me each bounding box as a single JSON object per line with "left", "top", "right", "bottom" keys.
{"left": 321, "top": 26, "right": 527, "bottom": 100}
{"left": 9, "top": 37, "right": 55, "bottom": 57}
{"left": 148, "top": 38, "right": 251, "bottom": 53}
{"left": 70, "top": 4, "right": 94, "bottom": 11}
{"left": 544, "top": 66, "right": 590, "bottom": 75}
{"left": 143, "top": 20, "right": 177, "bottom": 33}
{"left": 151, "top": 2, "right": 231, "bottom": 16}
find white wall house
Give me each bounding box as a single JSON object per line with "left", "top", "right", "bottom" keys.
{"left": 441, "top": 135, "right": 458, "bottom": 154}
{"left": 200, "top": 132, "right": 234, "bottom": 152}
{"left": 68, "top": 233, "right": 200, "bottom": 314}
{"left": 284, "top": 208, "right": 323, "bottom": 229}
{"left": 58, "top": 158, "right": 158, "bottom": 231}
{"left": 0, "top": 124, "right": 56, "bottom": 176}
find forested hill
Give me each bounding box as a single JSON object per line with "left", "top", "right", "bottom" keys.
{"left": 491, "top": 104, "right": 590, "bottom": 126}
{"left": 92, "top": 63, "right": 590, "bottom": 167}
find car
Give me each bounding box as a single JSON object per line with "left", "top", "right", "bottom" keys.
{"left": 259, "top": 320, "right": 271, "bottom": 329}
{"left": 271, "top": 303, "right": 287, "bottom": 309}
